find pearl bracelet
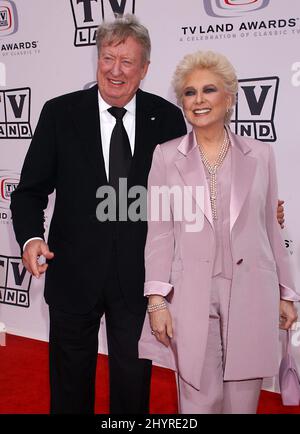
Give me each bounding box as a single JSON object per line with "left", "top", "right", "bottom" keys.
{"left": 147, "top": 300, "right": 167, "bottom": 313}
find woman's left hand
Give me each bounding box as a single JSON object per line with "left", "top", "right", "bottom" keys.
{"left": 279, "top": 299, "right": 298, "bottom": 330}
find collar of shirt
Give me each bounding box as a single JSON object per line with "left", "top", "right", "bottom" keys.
{"left": 98, "top": 90, "right": 136, "bottom": 120}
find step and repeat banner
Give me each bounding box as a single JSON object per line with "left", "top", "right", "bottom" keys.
{"left": 0, "top": 1, "right": 300, "bottom": 391}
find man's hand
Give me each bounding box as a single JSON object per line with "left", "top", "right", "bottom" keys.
{"left": 277, "top": 199, "right": 285, "bottom": 228}
{"left": 22, "top": 239, "right": 54, "bottom": 279}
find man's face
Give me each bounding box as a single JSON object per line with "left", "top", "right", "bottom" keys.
{"left": 97, "top": 36, "right": 149, "bottom": 107}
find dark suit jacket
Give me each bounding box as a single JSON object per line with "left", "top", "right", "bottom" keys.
{"left": 10, "top": 85, "right": 187, "bottom": 314}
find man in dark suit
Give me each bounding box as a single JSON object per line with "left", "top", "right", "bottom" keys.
{"left": 10, "top": 14, "right": 186, "bottom": 414}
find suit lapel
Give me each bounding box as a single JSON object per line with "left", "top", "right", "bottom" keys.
{"left": 228, "top": 129, "right": 257, "bottom": 232}
{"left": 175, "top": 132, "right": 214, "bottom": 229}
{"left": 128, "top": 89, "right": 157, "bottom": 187}
{"left": 70, "top": 85, "right": 107, "bottom": 186}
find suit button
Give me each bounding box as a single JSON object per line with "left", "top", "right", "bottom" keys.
{"left": 236, "top": 259, "right": 243, "bottom": 265}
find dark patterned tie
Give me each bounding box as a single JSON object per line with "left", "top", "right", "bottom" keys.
{"left": 108, "top": 106, "right": 132, "bottom": 196}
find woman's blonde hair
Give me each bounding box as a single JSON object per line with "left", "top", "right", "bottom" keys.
{"left": 172, "top": 50, "right": 238, "bottom": 124}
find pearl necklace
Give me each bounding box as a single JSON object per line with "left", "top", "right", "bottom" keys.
{"left": 198, "top": 130, "right": 230, "bottom": 220}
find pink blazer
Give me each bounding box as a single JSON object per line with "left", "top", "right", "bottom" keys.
{"left": 138, "top": 128, "right": 299, "bottom": 390}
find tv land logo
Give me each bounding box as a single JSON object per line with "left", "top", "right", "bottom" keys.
{"left": 84, "top": 80, "right": 97, "bottom": 90}
{"left": 0, "top": 171, "right": 19, "bottom": 208}
{"left": 0, "top": 87, "right": 32, "bottom": 138}
{"left": 203, "top": 0, "right": 270, "bottom": 18}
{"left": 0, "top": 255, "right": 32, "bottom": 307}
{"left": 0, "top": 0, "right": 18, "bottom": 36}
{"left": 70, "top": 0, "right": 136, "bottom": 47}
{"left": 231, "top": 77, "right": 279, "bottom": 142}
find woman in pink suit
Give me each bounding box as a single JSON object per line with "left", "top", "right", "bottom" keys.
{"left": 138, "top": 51, "right": 299, "bottom": 414}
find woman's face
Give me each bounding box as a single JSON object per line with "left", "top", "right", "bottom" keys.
{"left": 181, "top": 68, "right": 232, "bottom": 132}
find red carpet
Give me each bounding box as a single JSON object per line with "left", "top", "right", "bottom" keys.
{"left": 0, "top": 334, "right": 299, "bottom": 414}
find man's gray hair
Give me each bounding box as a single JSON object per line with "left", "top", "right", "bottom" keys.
{"left": 96, "top": 14, "right": 151, "bottom": 64}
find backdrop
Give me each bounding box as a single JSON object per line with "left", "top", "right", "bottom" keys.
{"left": 0, "top": 0, "right": 299, "bottom": 392}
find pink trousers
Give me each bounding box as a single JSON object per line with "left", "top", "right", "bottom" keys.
{"left": 177, "top": 276, "right": 263, "bottom": 414}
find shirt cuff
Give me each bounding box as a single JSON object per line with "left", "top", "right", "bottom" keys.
{"left": 144, "top": 281, "right": 173, "bottom": 297}
{"left": 280, "top": 284, "right": 300, "bottom": 302}
{"left": 23, "top": 237, "right": 43, "bottom": 251}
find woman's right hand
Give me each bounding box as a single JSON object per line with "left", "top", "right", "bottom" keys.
{"left": 148, "top": 295, "right": 173, "bottom": 347}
